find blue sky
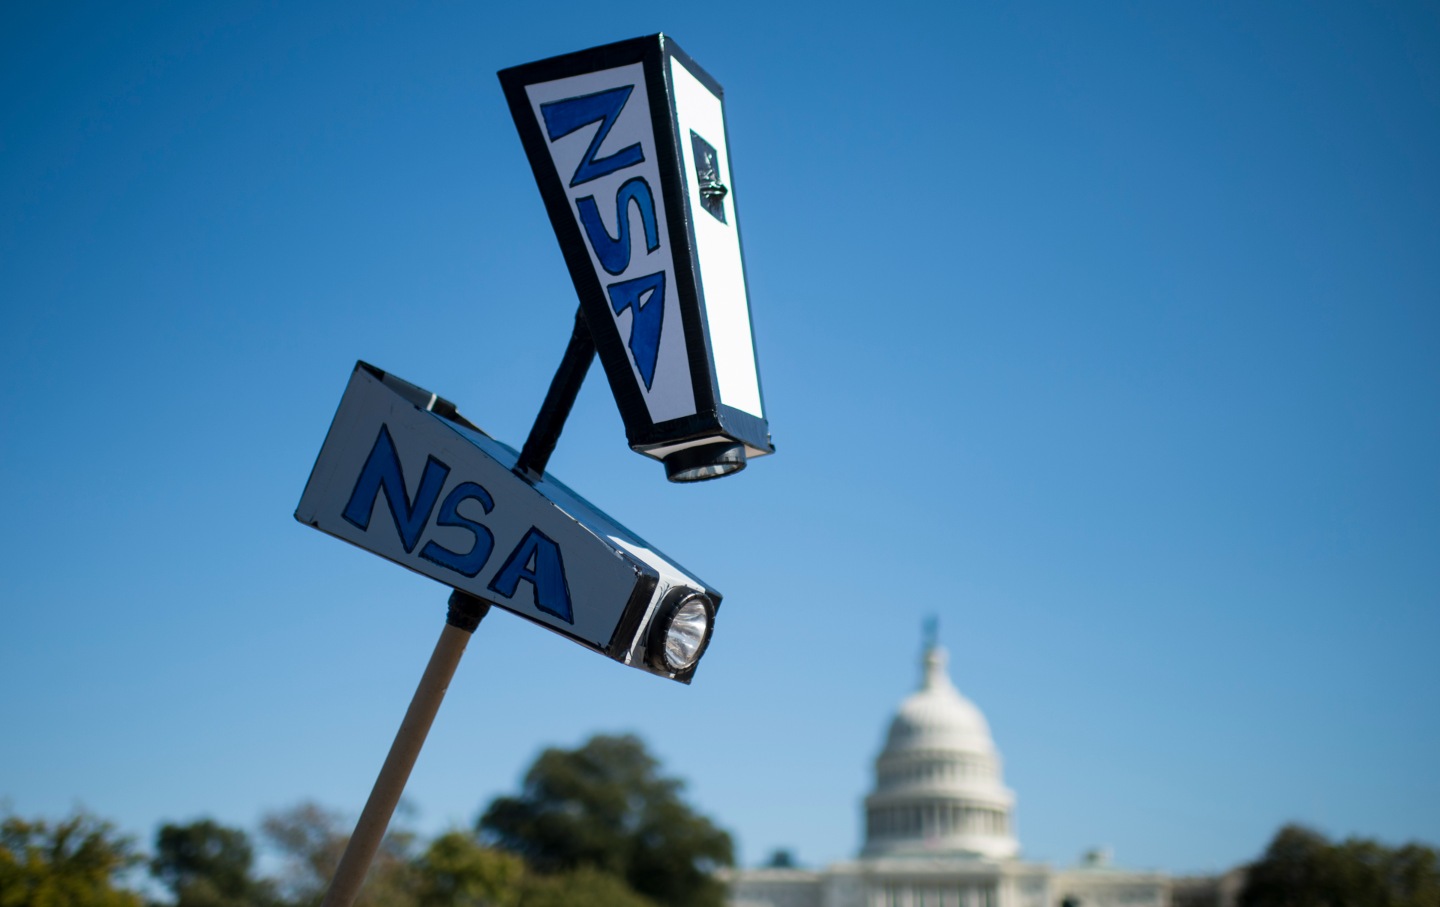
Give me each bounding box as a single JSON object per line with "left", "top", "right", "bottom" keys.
{"left": 2, "top": 0, "right": 1437, "bottom": 879}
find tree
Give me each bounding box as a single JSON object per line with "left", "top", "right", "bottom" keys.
{"left": 260, "top": 801, "right": 416, "bottom": 907}
{"left": 1240, "top": 823, "right": 1440, "bottom": 907}
{"left": 478, "top": 733, "right": 734, "bottom": 907}
{"left": 0, "top": 811, "right": 142, "bottom": 907}
{"left": 412, "top": 831, "right": 655, "bottom": 907}
{"left": 150, "top": 818, "right": 274, "bottom": 907}
{"left": 519, "top": 865, "right": 658, "bottom": 907}
{"left": 413, "top": 831, "right": 525, "bottom": 907}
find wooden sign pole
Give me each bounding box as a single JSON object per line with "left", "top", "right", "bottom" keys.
{"left": 320, "top": 591, "right": 488, "bottom": 907}
{"left": 321, "top": 318, "right": 593, "bottom": 907}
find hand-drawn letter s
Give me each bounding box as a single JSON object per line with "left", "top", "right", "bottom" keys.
{"left": 577, "top": 177, "right": 660, "bottom": 275}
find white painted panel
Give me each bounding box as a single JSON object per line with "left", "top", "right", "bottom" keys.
{"left": 669, "top": 57, "right": 764, "bottom": 418}
{"left": 295, "top": 368, "right": 645, "bottom": 648}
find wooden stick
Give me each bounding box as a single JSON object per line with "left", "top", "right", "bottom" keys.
{"left": 321, "top": 592, "right": 489, "bottom": 907}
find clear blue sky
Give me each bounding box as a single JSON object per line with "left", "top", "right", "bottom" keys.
{"left": 3, "top": 0, "right": 1437, "bottom": 879}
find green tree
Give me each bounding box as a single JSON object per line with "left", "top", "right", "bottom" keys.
{"left": 520, "top": 865, "right": 658, "bottom": 907}
{"left": 150, "top": 818, "right": 274, "bottom": 907}
{"left": 1240, "top": 823, "right": 1440, "bottom": 907}
{"left": 412, "top": 831, "right": 526, "bottom": 907}
{"left": 0, "top": 811, "right": 142, "bottom": 907}
{"left": 412, "top": 830, "right": 658, "bottom": 907}
{"left": 478, "top": 733, "right": 733, "bottom": 907}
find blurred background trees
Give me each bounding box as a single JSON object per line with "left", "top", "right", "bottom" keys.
{"left": 259, "top": 801, "right": 417, "bottom": 907}
{"left": 6, "top": 742, "right": 1437, "bottom": 907}
{"left": 1239, "top": 823, "right": 1440, "bottom": 907}
{"left": 478, "top": 733, "right": 733, "bottom": 907}
{"left": 150, "top": 818, "right": 276, "bottom": 907}
{"left": 0, "top": 811, "right": 142, "bottom": 907}
{"left": 0, "top": 733, "right": 722, "bottom": 907}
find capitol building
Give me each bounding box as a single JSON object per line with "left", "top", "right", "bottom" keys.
{"left": 724, "top": 638, "right": 1170, "bottom": 907}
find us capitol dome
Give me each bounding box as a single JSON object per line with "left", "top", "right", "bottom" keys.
{"left": 724, "top": 631, "right": 1170, "bottom": 907}
{"left": 863, "top": 642, "right": 1018, "bottom": 861}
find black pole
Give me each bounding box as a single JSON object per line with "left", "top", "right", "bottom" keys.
{"left": 514, "top": 307, "right": 596, "bottom": 479}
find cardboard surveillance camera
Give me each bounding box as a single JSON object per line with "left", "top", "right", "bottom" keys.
{"left": 499, "top": 34, "right": 774, "bottom": 482}
{"left": 296, "top": 363, "right": 721, "bottom": 682}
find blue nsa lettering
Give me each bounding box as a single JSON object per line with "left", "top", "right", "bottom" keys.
{"left": 341, "top": 425, "right": 575, "bottom": 623}
{"left": 540, "top": 86, "right": 644, "bottom": 187}
{"left": 540, "top": 84, "right": 666, "bottom": 390}
{"left": 489, "top": 527, "right": 573, "bottom": 624}
{"left": 607, "top": 271, "right": 665, "bottom": 389}
{"left": 577, "top": 176, "right": 658, "bottom": 275}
